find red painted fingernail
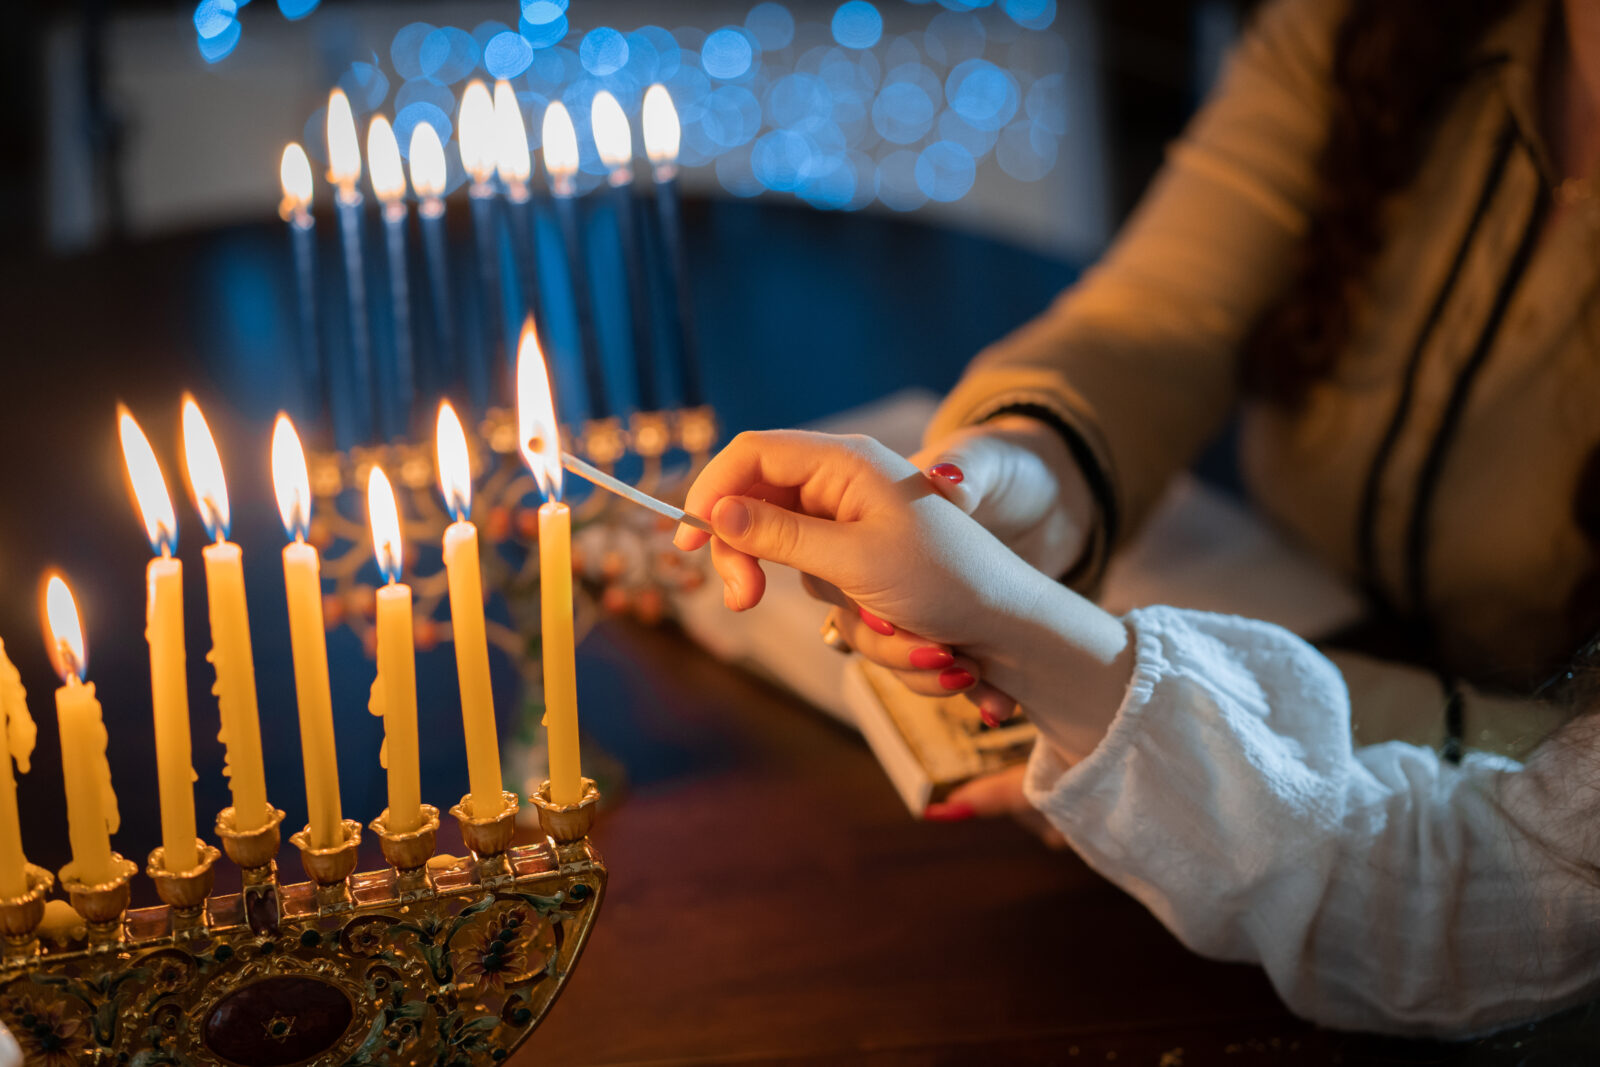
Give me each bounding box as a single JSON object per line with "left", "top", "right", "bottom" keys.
{"left": 923, "top": 802, "right": 976, "bottom": 822}
{"left": 927, "top": 462, "right": 964, "bottom": 484}
{"left": 939, "top": 667, "right": 975, "bottom": 691}
{"left": 909, "top": 646, "right": 954, "bottom": 669}
{"left": 980, "top": 709, "right": 1001, "bottom": 728}
{"left": 858, "top": 607, "right": 895, "bottom": 636}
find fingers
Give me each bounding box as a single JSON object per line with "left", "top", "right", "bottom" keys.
{"left": 908, "top": 427, "right": 1004, "bottom": 517}
{"left": 709, "top": 535, "right": 766, "bottom": 611}
{"left": 674, "top": 430, "right": 905, "bottom": 551}
{"left": 825, "top": 605, "right": 958, "bottom": 674}
{"left": 706, "top": 495, "right": 843, "bottom": 579}
{"left": 800, "top": 572, "right": 852, "bottom": 610}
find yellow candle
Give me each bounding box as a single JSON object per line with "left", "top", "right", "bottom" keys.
{"left": 538, "top": 501, "right": 582, "bottom": 806}
{"left": 183, "top": 397, "right": 269, "bottom": 831}
{"left": 43, "top": 576, "right": 120, "bottom": 887}
{"left": 120, "top": 407, "right": 199, "bottom": 872}
{"left": 367, "top": 466, "right": 421, "bottom": 833}
{"left": 437, "top": 403, "right": 504, "bottom": 819}
{"left": 514, "top": 318, "right": 583, "bottom": 807}
{"left": 0, "top": 639, "right": 36, "bottom": 898}
{"left": 272, "top": 416, "right": 343, "bottom": 849}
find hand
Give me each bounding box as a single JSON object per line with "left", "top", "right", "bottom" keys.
{"left": 925, "top": 764, "right": 1069, "bottom": 849}
{"left": 911, "top": 415, "right": 1095, "bottom": 580}
{"left": 674, "top": 430, "right": 1134, "bottom": 762}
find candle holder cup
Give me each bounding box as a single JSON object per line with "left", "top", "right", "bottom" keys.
{"left": 290, "top": 817, "right": 362, "bottom": 911}
{"left": 0, "top": 785, "right": 604, "bottom": 1064}
{"left": 60, "top": 853, "right": 138, "bottom": 944}
{"left": 451, "top": 789, "right": 521, "bottom": 885}
{"left": 146, "top": 841, "right": 221, "bottom": 934}
{"left": 0, "top": 865, "right": 54, "bottom": 960}
{"left": 371, "top": 803, "right": 439, "bottom": 897}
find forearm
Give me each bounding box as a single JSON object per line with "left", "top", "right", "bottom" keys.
{"left": 1026, "top": 607, "right": 1600, "bottom": 1036}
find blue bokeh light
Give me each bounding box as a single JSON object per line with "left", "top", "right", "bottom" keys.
{"left": 745, "top": 3, "right": 796, "bottom": 52}
{"left": 580, "top": 27, "right": 629, "bottom": 76}
{"left": 915, "top": 139, "right": 976, "bottom": 200}
{"left": 832, "top": 2, "right": 883, "bottom": 50}
{"left": 338, "top": 60, "right": 390, "bottom": 112}
{"left": 937, "top": 107, "right": 998, "bottom": 158}
{"left": 521, "top": 0, "right": 567, "bottom": 25}
{"left": 768, "top": 73, "right": 833, "bottom": 132}
{"left": 946, "top": 58, "right": 1019, "bottom": 130}
{"left": 875, "top": 149, "right": 927, "bottom": 211}
{"left": 871, "top": 82, "right": 936, "bottom": 144}
{"left": 471, "top": 20, "right": 513, "bottom": 52}
{"left": 419, "top": 27, "right": 479, "bottom": 84}
{"left": 716, "top": 144, "right": 764, "bottom": 197}
{"left": 924, "top": 11, "right": 985, "bottom": 65}
{"left": 702, "top": 84, "right": 763, "bottom": 147}
{"left": 486, "top": 31, "right": 535, "bottom": 78}
{"left": 1003, "top": 0, "right": 1056, "bottom": 30}
{"left": 396, "top": 77, "right": 455, "bottom": 117}
{"left": 277, "top": 0, "right": 319, "bottom": 20}
{"left": 521, "top": 14, "right": 569, "bottom": 49}
{"left": 753, "top": 129, "right": 816, "bottom": 192}
{"left": 1025, "top": 72, "right": 1067, "bottom": 135}
{"left": 194, "top": 0, "right": 236, "bottom": 41}
{"left": 703, "top": 27, "right": 756, "bottom": 80}
{"left": 197, "top": 18, "right": 241, "bottom": 62}
{"left": 996, "top": 118, "right": 1057, "bottom": 180}
{"left": 634, "top": 27, "right": 682, "bottom": 79}
{"left": 391, "top": 22, "right": 434, "bottom": 80}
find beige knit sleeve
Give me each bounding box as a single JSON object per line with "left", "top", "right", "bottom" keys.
{"left": 926, "top": 0, "right": 1345, "bottom": 565}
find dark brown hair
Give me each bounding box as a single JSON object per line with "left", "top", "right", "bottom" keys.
{"left": 1240, "top": 0, "right": 1520, "bottom": 404}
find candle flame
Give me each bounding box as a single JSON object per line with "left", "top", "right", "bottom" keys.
{"left": 181, "top": 395, "right": 231, "bottom": 542}
{"left": 458, "top": 79, "right": 497, "bottom": 186}
{"left": 117, "top": 405, "right": 178, "bottom": 556}
{"left": 515, "top": 318, "right": 563, "bottom": 502}
{"left": 326, "top": 88, "right": 362, "bottom": 193}
{"left": 42, "top": 573, "right": 86, "bottom": 682}
{"left": 367, "top": 114, "right": 406, "bottom": 203}
{"left": 279, "top": 142, "right": 314, "bottom": 217}
{"left": 493, "top": 80, "right": 531, "bottom": 189}
{"left": 408, "top": 121, "right": 447, "bottom": 200}
{"left": 642, "top": 85, "right": 681, "bottom": 169}
{"left": 271, "top": 413, "right": 312, "bottom": 541}
{"left": 367, "top": 465, "right": 404, "bottom": 584}
{"left": 590, "top": 91, "right": 633, "bottom": 176}
{"left": 436, "top": 402, "right": 473, "bottom": 522}
{"left": 541, "top": 101, "right": 579, "bottom": 188}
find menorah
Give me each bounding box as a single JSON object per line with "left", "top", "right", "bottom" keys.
{"left": 0, "top": 777, "right": 602, "bottom": 1066}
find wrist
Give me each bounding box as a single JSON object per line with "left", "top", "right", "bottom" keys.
{"left": 973, "top": 563, "right": 1134, "bottom": 764}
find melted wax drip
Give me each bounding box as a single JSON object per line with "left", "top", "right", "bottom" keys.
{"left": 0, "top": 638, "right": 36, "bottom": 774}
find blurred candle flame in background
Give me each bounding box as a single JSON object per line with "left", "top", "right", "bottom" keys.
{"left": 590, "top": 91, "right": 633, "bottom": 181}
{"left": 325, "top": 87, "right": 362, "bottom": 198}
{"left": 457, "top": 79, "right": 497, "bottom": 188}
{"left": 541, "top": 101, "right": 579, "bottom": 195}
{"left": 366, "top": 115, "right": 406, "bottom": 205}
{"left": 493, "top": 81, "right": 532, "bottom": 196}
{"left": 642, "top": 85, "right": 681, "bottom": 177}
{"left": 408, "top": 122, "right": 447, "bottom": 208}
{"left": 278, "top": 143, "right": 314, "bottom": 221}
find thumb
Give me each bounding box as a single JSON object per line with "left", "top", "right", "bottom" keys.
{"left": 711, "top": 496, "right": 842, "bottom": 577}
{"left": 909, "top": 435, "right": 1007, "bottom": 517}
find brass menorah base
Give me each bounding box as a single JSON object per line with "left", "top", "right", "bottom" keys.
{"left": 0, "top": 781, "right": 603, "bottom": 1065}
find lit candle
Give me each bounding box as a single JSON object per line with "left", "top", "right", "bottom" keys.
{"left": 271, "top": 414, "right": 343, "bottom": 850}
{"left": 368, "top": 114, "right": 415, "bottom": 440}
{"left": 591, "top": 90, "right": 657, "bottom": 413}
{"left": 494, "top": 79, "right": 543, "bottom": 343}
{"left": 436, "top": 402, "right": 504, "bottom": 819}
{"left": 543, "top": 101, "right": 608, "bottom": 420}
{"left": 460, "top": 79, "right": 503, "bottom": 410}
{"left": 643, "top": 85, "right": 703, "bottom": 409}
{"left": 0, "top": 638, "right": 37, "bottom": 898}
{"left": 408, "top": 121, "right": 456, "bottom": 400}
{"left": 41, "top": 575, "right": 120, "bottom": 887}
{"left": 279, "top": 143, "right": 323, "bottom": 424}
{"left": 515, "top": 320, "right": 582, "bottom": 805}
{"left": 118, "top": 407, "right": 199, "bottom": 873}
{"left": 366, "top": 466, "right": 422, "bottom": 833}
{"left": 328, "top": 87, "right": 373, "bottom": 444}
{"left": 181, "top": 396, "right": 270, "bottom": 832}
